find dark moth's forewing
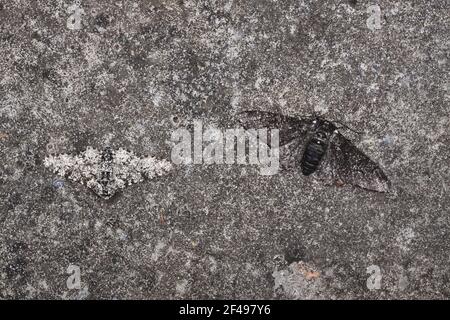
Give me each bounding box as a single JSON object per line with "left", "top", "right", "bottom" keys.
{"left": 238, "top": 110, "right": 310, "bottom": 170}
{"left": 238, "top": 111, "right": 310, "bottom": 146}
{"left": 325, "top": 132, "right": 390, "bottom": 192}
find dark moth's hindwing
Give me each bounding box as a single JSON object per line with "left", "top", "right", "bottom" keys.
{"left": 325, "top": 132, "right": 390, "bottom": 192}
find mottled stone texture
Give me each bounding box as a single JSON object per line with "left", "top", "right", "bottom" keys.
{"left": 0, "top": 0, "right": 448, "bottom": 299}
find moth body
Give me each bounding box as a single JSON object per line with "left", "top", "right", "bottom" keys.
{"left": 301, "top": 119, "right": 336, "bottom": 176}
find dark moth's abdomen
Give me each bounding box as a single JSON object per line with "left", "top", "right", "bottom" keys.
{"left": 301, "top": 139, "right": 326, "bottom": 176}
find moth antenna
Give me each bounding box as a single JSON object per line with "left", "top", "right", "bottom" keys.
{"left": 336, "top": 121, "right": 362, "bottom": 135}
{"left": 303, "top": 111, "right": 316, "bottom": 124}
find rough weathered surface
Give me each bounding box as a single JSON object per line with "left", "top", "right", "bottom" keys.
{"left": 0, "top": 0, "right": 448, "bottom": 299}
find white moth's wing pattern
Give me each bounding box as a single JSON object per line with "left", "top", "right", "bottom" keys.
{"left": 43, "top": 147, "right": 101, "bottom": 184}
{"left": 112, "top": 148, "right": 172, "bottom": 186}
{"left": 44, "top": 147, "right": 172, "bottom": 199}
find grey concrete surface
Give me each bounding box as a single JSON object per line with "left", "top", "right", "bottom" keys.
{"left": 0, "top": 0, "right": 449, "bottom": 299}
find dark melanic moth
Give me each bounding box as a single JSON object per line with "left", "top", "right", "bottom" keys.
{"left": 44, "top": 147, "right": 172, "bottom": 199}
{"left": 239, "top": 111, "right": 390, "bottom": 192}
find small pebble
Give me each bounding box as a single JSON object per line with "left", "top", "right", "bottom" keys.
{"left": 52, "top": 179, "right": 65, "bottom": 189}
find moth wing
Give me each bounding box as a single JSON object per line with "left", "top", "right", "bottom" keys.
{"left": 44, "top": 151, "right": 98, "bottom": 185}
{"left": 138, "top": 156, "right": 173, "bottom": 179}
{"left": 73, "top": 148, "right": 102, "bottom": 184}
{"left": 324, "top": 132, "right": 390, "bottom": 192}
{"left": 238, "top": 111, "right": 310, "bottom": 146}
{"left": 278, "top": 137, "right": 305, "bottom": 171}
{"left": 112, "top": 148, "right": 172, "bottom": 185}
{"left": 43, "top": 153, "right": 76, "bottom": 177}
{"left": 85, "top": 178, "right": 105, "bottom": 197}
{"left": 112, "top": 148, "right": 143, "bottom": 186}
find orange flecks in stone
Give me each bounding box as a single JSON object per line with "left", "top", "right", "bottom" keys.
{"left": 304, "top": 270, "right": 320, "bottom": 280}
{"left": 0, "top": 132, "right": 8, "bottom": 140}
{"left": 295, "top": 261, "right": 320, "bottom": 280}
{"left": 335, "top": 179, "right": 345, "bottom": 187}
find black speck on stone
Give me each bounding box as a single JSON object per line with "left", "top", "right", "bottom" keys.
{"left": 95, "top": 13, "right": 110, "bottom": 28}
{"left": 7, "top": 192, "right": 22, "bottom": 210}
{"left": 284, "top": 243, "right": 306, "bottom": 264}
